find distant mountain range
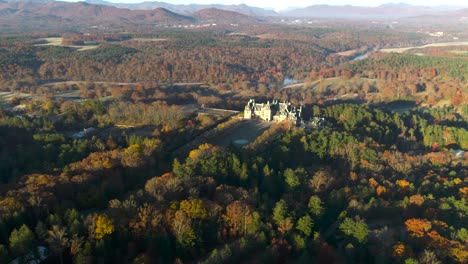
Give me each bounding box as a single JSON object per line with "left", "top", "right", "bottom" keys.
{"left": 192, "top": 7, "right": 258, "bottom": 24}
{"left": 0, "top": 1, "right": 262, "bottom": 31}
{"left": 0, "top": 2, "right": 194, "bottom": 25}
{"left": 84, "top": 0, "right": 276, "bottom": 17}
{"left": 0, "top": 0, "right": 466, "bottom": 32}
{"left": 283, "top": 3, "right": 467, "bottom": 19}
{"left": 2, "top": 0, "right": 467, "bottom": 19}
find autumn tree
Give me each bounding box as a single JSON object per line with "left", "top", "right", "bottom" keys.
{"left": 409, "top": 194, "right": 425, "bottom": 206}
{"left": 405, "top": 218, "right": 431, "bottom": 238}
{"left": 129, "top": 203, "right": 162, "bottom": 237}
{"left": 46, "top": 225, "right": 69, "bottom": 264}
{"left": 87, "top": 214, "right": 114, "bottom": 240}
{"left": 223, "top": 201, "right": 259, "bottom": 237}
{"left": 69, "top": 234, "right": 84, "bottom": 259}
{"left": 180, "top": 199, "right": 208, "bottom": 220}
{"left": 171, "top": 210, "right": 197, "bottom": 248}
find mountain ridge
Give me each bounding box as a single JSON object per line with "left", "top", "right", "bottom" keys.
{"left": 191, "top": 7, "right": 259, "bottom": 24}
{"left": 3, "top": 0, "right": 467, "bottom": 19}
{"left": 282, "top": 3, "right": 464, "bottom": 19}
{"left": 83, "top": 0, "right": 277, "bottom": 17}
{"left": 0, "top": 1, "right": 261, "bottom": 30}
{"left": 0, "top": 0, "right": 466, "bottom": 32}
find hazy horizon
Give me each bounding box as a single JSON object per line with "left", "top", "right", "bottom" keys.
{"left": 66, "top": 0, "right": 468, "bottom": 12}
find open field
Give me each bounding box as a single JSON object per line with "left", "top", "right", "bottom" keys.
{"left": 254, "top": 33, "right": 279, "bottom": 39}
{"left": 282, "top": 77, "right": 379, "bottom": 91}
{"left": 54, "top": 90, "right": 81, "bottom": 100}
{"left": 209, "top": 119, "right": 272, "bottom": 147}
{"left": 35, "top": 37, "right": 100, "bottom": 51}
{"left": 334, "top": 49, "right": 358, "bottom": 56}
{"left": 0, "top": 91, "right": 31, "bottom": 100}
{"left": 130, "top": 38, "right": 168, "bottom": 42}
{"left": 449, "top": 50, "right": 468, "bottom": 55}
{"left": 380, "top": 41, "right": 468, "bottom": 53}
{"left": 226, "top": 32, "right": 249, "bottom": 36}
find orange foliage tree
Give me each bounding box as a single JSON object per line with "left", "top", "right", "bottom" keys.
{"left": 405, "top": 218, "right": 431, "bottom": 238}
{"left": 376, "top": 186, "right": 387, "bottom": 196}
{"left": 409, "top": 194, "right": 424, "bottom": 206}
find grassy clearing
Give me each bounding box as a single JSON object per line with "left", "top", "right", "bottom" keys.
{"left": 449, "top": 50, "right": 468, "bottom": 55}
{"left": 254, "top": 33, "right": 279, "bottom": 39}
{"left": 130, "top": 38, "right": 168, "bottom": 42}
{"left": 209, "top": 119, "right": 272, "bottom": 147}
{"left": 0, "top": 91, "right": 30, "bottom": 100}
{"left": 380, "top": 41, "right": 468, "bottom": 53}
{"left": 284, "top": 77, "right": 379, "bottom": 92}
{"left": 35, "top": 37, "right": 99, "bottom": 51}
{"left": 335, "top": 49, "right": 358, "bottom": 56}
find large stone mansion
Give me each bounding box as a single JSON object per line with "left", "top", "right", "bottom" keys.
{"left": 244, "top": 99, "right": 302, "bottom": 124}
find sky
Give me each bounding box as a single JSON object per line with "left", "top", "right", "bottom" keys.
{"left": 102, "top": 0, "right": 468, "bottom": 11}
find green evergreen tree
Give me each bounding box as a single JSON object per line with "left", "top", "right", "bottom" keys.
{"left": 9, "top": 224, "right": 36, "bottom": 256}
{"left": 296, "top": 215, "right": 313, "bottom": 236}
{"left": 172, "top": 159, "right": 186, "bottom": 178}
{"left": 284, "top": 168, "right": 300, "bottom": 189}
{"left": 308, "top": 196, "right": 324, "bottom": 217}
{"left": 272, "top": 199, "right": 288, "bottom": 226}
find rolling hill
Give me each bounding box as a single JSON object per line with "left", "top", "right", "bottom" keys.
{"left": 84, "top": 0, "right": 276, "bottom": 17}
{"left": 0, "top": 1, "right": 265, "bottom": 32}
{"left": 191, "top": 8, "right": 259, "bottom": 24}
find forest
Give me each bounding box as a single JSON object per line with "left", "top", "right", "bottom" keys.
{"left": 0, "top": 21, "right": 467, "bottom": 264}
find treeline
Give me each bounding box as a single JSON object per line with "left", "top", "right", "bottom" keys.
{"left": 347, "top": 53, "right": 468, "bottom": 81}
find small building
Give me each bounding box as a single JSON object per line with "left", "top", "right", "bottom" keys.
{"left": 303, "top": 117, "right": 326, "bottom": 129}
{"left": 9, "top": 246, "right": 48, "bottom": 264}
{"left": 454, "top": 149, "right": 466, "bottom": 159}
{"left": 244, "top": 99, "right": 302, "bottom": 125}
{"left": 71, "top": 127, "right": 97, "bottom": 139}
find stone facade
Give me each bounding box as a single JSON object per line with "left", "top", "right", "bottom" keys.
{"left": 244, "top": 99, "right": 302, "bottom": 124}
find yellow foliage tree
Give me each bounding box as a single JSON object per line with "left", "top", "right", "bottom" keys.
{"left": 180, "top": 199, "right": 207, "bottom": 220}
{"left": 94, "top": 215, "right": 114, "bottom": 240}
{"left": 449, "top": 242, "right": 468, "bottom": 263}
{"left": 453, "top": 178, "right": 462, "bottom": 185}
{"left": 43, "top": 100, "right": 55, "bottom": 113}
{"left": 0, "top": 197, "right": 24, "bottom": 217}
